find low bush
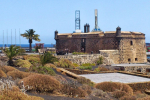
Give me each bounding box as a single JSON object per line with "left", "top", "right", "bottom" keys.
{"left": 30, "top": 66, "right": 56, "bottom": 76}
{"left": 91, "top": 89, "right": 105, "bottom": 97}
{"left": 14, "top": 59, "right": 32, "bottom": 68}
{"left": 77, "top": 77, "right": 94, "bottom": 87}
{"left": 95, "top": 82, "right": 133, "bottom": 95}
{"left": 44, "top": 63, "right": 57, "bottom": 68}
{"left": 112, "top": 90, "right": 127, "bottom": 99}
{"left": 80, "top": 84, "right": 92, "bottom": 95}
{"left": 79, "top": 66, "right": 92, "bottom": 70}
{"left": 137, "top": 96, "right": 150, "bottom": 100}
{"left": 21, "top": 74, "right": 62, "bottom": 93}
{"left": 40, "top": 52, "right": 58, "bottom": 66}
{"left": 81, "top": 63, "right": 95, "bottom": 67}
{"left": 73, "top": 63, "right": 79, "bottom": 67}
{"left": 0, "top": 69, "right": 7, "bottom": 78}
{"left": 1, "top": 66, "right": 18, "bottom": 73}
{"left": 62, "top": 82, "right": 87, "bottom": 97}
{"left": 0, "top": 86, "right": 44, "bottom": 100}
{"left": 120, "top": 96, "right": 136, "bottom": 100}
{"left": 97, "top": 56, "right": 103, "bottom": 65}
{"left": 94, "top": 67, "right": 109, "bottom": 72}
{"left": 72, "top": 52, "right": 87, "bottom": 55}
{"left": 54, "top": 59, "right": 74, "bottom": 68}
{"left": 23, "top": 55, "right": 41, "bottom": 65}
{"left": 7, "top": 70, "right": 31, "bottom": 79}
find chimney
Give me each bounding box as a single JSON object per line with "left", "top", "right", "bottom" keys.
{"left": 87, "top": 24, "right": 90, "bottom": 32}
{"left": 54, "top": 30, "right": 58, "bottom": 39}
{"left": 116, "top": 26, "right": 121, "bottom": 37}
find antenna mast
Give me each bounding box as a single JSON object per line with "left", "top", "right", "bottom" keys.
{"left": 7, "top": 29, "right": 8, "bottom": 47}
{"left": 75, "top": 10, "right": 81, "bottom": 33}
{"left": 15, "top": 29, "right": 16, "bottom": 46}
{"left": 3, "top": 30, "right": 4, "bottom": 49}
{"left": 11, "top": 29, "right": 12, "bottom": 45}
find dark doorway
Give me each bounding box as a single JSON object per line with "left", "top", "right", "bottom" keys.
{"left": 81, "top": 38, "right": 86, "bottom": 52}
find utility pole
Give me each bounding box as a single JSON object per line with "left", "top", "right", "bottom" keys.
{"left": 7, "top": 29, "right": 8, "bottom": 47}
{"left": 11, "top": 29, "right": 12, "bottom": 45}
{"left": 3, "top": 30, "right": 4, "bottom": 49}
{"left": 15, "top": 29, "right": 16, "bottom": 46}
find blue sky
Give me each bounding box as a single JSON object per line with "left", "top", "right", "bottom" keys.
{"left": 0, "top": 0, "right": 150, "bottom": 44}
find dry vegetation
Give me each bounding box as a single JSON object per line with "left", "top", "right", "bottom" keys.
{"left": 95, "top": 82, "right": 133, "bottom": 95}
{"left": 0, "top": 86, "right": 44, "bottom": 100}
{"left": 14, "top": 59, "right": 32, "bottom": 68}
{"left": 0, "top": 69, "right": 7, "bottom": 78}
{"left": 1, "top": 66, "right": 18, "bottom": 73}
{"left": 7, "top": 70, "right": 32, "bottom": 79}
{"left": 44, "top": 63, "right": 57, "bottom": 68}
{"left": 54, "top": 59, "right": 75, "bottom": 68}
{"left": 20, "top": 74, "right": 62, "bottom": 93}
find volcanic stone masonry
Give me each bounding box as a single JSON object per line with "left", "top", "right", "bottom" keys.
{"left": 55, "top": 26, "right": 147, "bottom": 64}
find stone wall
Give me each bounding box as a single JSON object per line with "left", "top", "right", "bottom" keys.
{"left": 118, "top": 38, "right": 147, "bottom": 64}
{"left": 99, "top": 50, "right": 120, "bottom": 64}
{"left": 55, "top": 54, "right": 114, "bottom": 65}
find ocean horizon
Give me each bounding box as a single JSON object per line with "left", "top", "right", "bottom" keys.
{"left": 0, "top": 44, "right": 55, "bottom": 48}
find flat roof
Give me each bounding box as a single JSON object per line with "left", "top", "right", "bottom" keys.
{"left": 79, "top": 73, "right": 150, "bottom": 83}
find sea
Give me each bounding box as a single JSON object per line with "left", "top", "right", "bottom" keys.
{"left": 0, "top": 44, "right": 55, "bottom": 48}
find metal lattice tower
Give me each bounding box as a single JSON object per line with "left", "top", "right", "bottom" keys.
{"left": 75, "top": 10, "right": 80, "bottom": 30}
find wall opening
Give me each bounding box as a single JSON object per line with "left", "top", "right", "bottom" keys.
{"left": 130, "top": 41, "right": 133, "bottom": 45}
{"left": 146, "top": 69, "right": 150, "bottom": 72}
{"left": 128, "top": 58, "right": 131, "bottom": 62}
{"left": 135, "top": 58, "right": 138, "bottom": 61}
{"left": 137, "top": 68, "right": 141, "bottom": 72}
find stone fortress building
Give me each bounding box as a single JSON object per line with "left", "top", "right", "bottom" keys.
{"left": 55, "top": 10, "right": 147, "bottom": 64}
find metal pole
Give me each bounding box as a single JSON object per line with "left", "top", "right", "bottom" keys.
{"left": 7, "top": 29, "right": 8, "bottom": 47}
{"left": 19, "top": 29, "right": 21, "bottom": 48}
{"left": 15, "top": 29, "right": 16, "bottom": 46}
{"left": 11, "top": 29, "right": 12, "bottom": 45}
{"left": 3, "top": 30, "right": 4, "bottom": 49}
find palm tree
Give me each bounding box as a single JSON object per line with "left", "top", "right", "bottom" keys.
{"left": 21, "top": 29, "right": 40, "bottom": 52}
{"left": 3, "top": 45, "right": 25, "bottom": 65}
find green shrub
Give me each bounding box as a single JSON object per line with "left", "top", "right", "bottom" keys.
{"left": 81, "top": 63, "right": 95, "bottom": 67}
{"left": 30, "top": 66, "right": 56, "bottom": 76}
{"left": 97, "top": 56, "right": 103, "bottom": 65}
{"left": 40, "top": 52, "right": 58, "bottom": 66}
{"left": 54, "top": 59, "right": 74, "bottom": 68}
{"left": 79, "top": 66, "right": 92, "bottom": 70}
{"left": 72, "top": 52, "right": 87, "bottom": 55}
{"left": 14, "top": 59, "right": 32, "bottom": 68}
{"left": 73, "top": 63, "right": 79, "bottom": 67}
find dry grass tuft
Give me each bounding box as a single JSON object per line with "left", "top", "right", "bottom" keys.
{"left": 1, "top": 66, "right": 18, "bottom": 73}
{"left": 7, "top": 70, "right": 31, "bottom": 79}
{"left": 119, "top": 96, "right": 136, "bottom": 100}
{"left": 54, "top": 59, "right": 74, "bottom": 68}
{"left": 14, "top": 59, "right": 32, "bottom": 68}
{"left": 62, "top": 83, "right": 88, "bottom": 97}
{"left": 20, "top": 74, "right": 62, "bottom": 93}
{"left": 23, "top": 55, "right": 40, "bottom": 65}
{"left": 77, "top": 77, "right": 95, "bottom": 86}
{"left": 0, "top": 85, "right": 44, "bottom": 100}
{"left": 0, "top": 69, "right": 7, "bottom": 78}
{"left": 112, "top": 90, "right": 128, "bottom": 99}
{"left": 95, "top": 82, "right": 133, "bottom": 95}
{"left": 44, "top": 63, "right": 57, "bottom": 68}
{"left": 94, "top": 66, "right": 109, "bottom": 72}
{"left": 137, "top": 96, "right": 150, "bottom": 100}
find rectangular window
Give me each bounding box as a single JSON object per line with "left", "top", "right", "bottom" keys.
{"left": 128, "top": 58, "right": 131, "bottom": 62}
{"left": 135, "top": 58, "right": 138, "bottom": 61}
{"left": 130, "top": 41, "right": 133, "bottom": 45}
